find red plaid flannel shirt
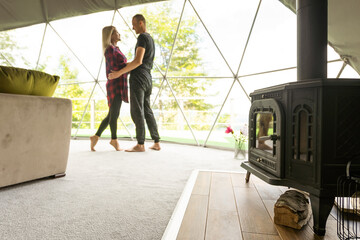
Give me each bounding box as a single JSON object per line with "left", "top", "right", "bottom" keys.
{"left": 105, "top": 45, "right": 128, "bottom": 106}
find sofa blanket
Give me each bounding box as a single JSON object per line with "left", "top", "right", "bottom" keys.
{"left": 0, "top": 93, "right": 72, "bottom": 188}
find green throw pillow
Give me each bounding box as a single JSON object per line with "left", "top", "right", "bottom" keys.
{"left": 0, "top": 65, "right": 60, "bottom": 97}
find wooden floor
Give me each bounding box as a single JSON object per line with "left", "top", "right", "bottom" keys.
{"left": 173, "top": 171, "right": 339, "bottom": 240}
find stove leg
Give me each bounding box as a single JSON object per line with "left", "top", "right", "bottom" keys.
{"left": 309, "top": 194, "right": 335, "bottom": 236}
{"left": 245, "top": 171, "right": 251, "bottom": 183}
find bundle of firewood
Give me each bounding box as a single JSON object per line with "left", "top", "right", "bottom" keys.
{"left": 274, "top": 190, "right": 312, "bottom": 229}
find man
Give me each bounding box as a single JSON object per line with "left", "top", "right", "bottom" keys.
{"left": 108, "top": 14, "right": 160, "bottom": 152}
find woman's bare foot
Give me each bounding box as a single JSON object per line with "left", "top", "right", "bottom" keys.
{"left": 110, "top": 139, "right": 123, "bottom": 151}
{"left": 125, "top": 144, "right": 145, "bottom": 152}
{"left": 149, "top": 142, "right": 161, "bottom": 151}
{"left": 90, "top": 135, "right": 99, "bottom": 151}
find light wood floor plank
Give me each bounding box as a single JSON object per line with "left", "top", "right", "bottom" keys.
{"left": 249, "top": 175, "right": 287, "bottom": 191}
{"left": 234, "top": 187, "right": 278, "bottom": 235}
{"left": 247, "top": 174, "right": 265, "bottom": 185}
{"left": 171, "top": 172, "right": 341, "bottom": 240}
{"left": 205, "top": 209, "right": 242, "bottom": 240}
{"left": 319, "top": 218, "right": 339, "bottom": 240}
{"left": 264, "top": 199, "right": 338, "bottom": 240}
{"left": 231, "top": 173, "right": 254, "bottom": 188}
{"left": 263, "top": 199, "right": 319, "bottom": 240}
{"left": 209, "top": 172, "right": 237, "bottom": 212}
{"left": 254, "top": 183, "right": 285, "bottom": 201}
{"left": 177, "top": 194, "right": 208, "bottom": 240}
{"left": 242, "top": 232, "right": 281, "bottom": 240}
{"left": 192, "top": 171, "right": 211, "bottom": 195}
{"left": 308, "top": 214, "right": 338, "bottom": 240}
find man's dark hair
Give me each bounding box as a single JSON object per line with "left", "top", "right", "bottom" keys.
{"left": 133, "top": 14, "right": 146, "bottom": 26}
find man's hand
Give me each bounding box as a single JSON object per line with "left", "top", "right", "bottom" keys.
{"left": 108, "top": 70, "right": 121, "bottom": 80}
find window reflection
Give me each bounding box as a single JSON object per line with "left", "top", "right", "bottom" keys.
{"left": 292, "top": 105, "right": 313, "bottom": 162}
{"left": 299, "top": 110, "right": 307, "bottom": 160}
{"left": 256, "top": 113, "right": 273, "bottom": 153}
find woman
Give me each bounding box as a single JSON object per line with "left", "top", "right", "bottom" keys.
{"left": 90, "top": 26, "right": 128, "bottom": 151}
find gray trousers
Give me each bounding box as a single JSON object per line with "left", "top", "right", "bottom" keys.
{"left": 130, "top": 81, "right": 160, "bottom": 144}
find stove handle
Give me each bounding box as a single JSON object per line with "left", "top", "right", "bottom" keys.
{"left": 258, "top": 134, "right": 279, "bottom": 141}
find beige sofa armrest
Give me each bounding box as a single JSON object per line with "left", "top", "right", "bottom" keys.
{"left": 0, "top": 93, "right": 72, "bottom": 188}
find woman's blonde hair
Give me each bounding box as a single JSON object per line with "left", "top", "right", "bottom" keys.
{"left": 102, "top": 26, "right": 115, "bottom": 54}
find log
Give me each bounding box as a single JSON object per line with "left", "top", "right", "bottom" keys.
{"left": 274, "top": 190, "right": 312, "bottom": 229}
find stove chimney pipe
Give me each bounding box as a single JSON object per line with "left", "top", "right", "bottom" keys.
{"left": 297, "top": 0, "right": 327, "bottom": 81}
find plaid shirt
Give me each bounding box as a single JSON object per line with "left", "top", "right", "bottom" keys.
{"left": 105, "top": 45, "right": 128, "bottom": 106}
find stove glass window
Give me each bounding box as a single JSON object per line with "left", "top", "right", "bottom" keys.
{"left": 255, "top": 113, "right": 275, "bottom": 153}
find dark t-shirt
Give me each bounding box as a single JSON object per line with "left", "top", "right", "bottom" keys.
{"left": 130, "top": 32, "right": 155, "bottom": 91}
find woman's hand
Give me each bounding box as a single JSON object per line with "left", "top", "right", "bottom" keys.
{"left": 108, "top": 70, "right": 121, "bottom": 80}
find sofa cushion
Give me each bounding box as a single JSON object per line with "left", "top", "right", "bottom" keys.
{"left": 0, "top": 65, "right": 60, "bottom": 97}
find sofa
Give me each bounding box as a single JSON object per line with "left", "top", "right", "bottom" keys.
{"left": 0, "top": 66, "right": 72, "bottom": 188}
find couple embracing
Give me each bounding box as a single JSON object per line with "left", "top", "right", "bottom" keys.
{"left": 90, "top": 14, "right": 160, "bottom": 152}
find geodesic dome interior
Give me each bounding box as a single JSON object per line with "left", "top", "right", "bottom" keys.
{"left": 1, "top": 0, "right": 359, "bottom": 148}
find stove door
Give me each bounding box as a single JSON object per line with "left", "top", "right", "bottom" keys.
{"left": 249, "top": 99, "right": 284, "bottom": 177}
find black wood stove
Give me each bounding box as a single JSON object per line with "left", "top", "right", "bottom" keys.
{"left": 241, "top": 0, "right": 360, "bottom": 236}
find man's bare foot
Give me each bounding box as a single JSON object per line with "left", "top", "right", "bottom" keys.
{"left": 90, "top": 135, "right": 99, "bottom": 151}
{"left": 125, "top": 144, "right": 145, "bottom": 152}
{"left": 110, "top": 139, "right": 123, "bottom": 151}
{"left": 149, "top": 142, "right": 161, "bottom": 151}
